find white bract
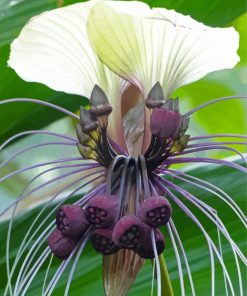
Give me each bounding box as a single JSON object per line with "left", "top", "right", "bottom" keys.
{"left": 8, "top": 0, "right": 150, "bottom": 148}
{"left": 87, "top": 2, "right": 239, "bottom": 98}
{"left": 9, "top": 1, "right": 239, "bottom": 100}
{"left": 8, "top": 0, "right": 239, "bottom": 150}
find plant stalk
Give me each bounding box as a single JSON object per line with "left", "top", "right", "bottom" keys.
{"left": 159, "top": 254, "right": 174, "bottom": 296}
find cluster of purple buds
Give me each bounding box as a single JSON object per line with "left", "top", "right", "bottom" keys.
{"left": 91, "top": 194, "right": 171, "bottom": 258}
{"left": 47, "top": 83, "right": 185, "bottom": 260}
{"left": 48, "top": 194, "right": 171, "bottom": 259}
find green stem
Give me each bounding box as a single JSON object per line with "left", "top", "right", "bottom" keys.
{"left": 57, "top": 0, "right": 63, "bottom": 7}
{"left": 159, "top": 254, "right": 174, "bottom": 296}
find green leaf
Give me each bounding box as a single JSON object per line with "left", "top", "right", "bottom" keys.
{"left": 233, "top": 13, "right": 247, "bottom": 65}
{"left": 65, "top": 0, "right": 247, "bottom": 27}
{"left": 0, "top": 45, "right": 86, "bottom": 144}
{"left": 0, "top": 160, "right": 246, "bottom": 295}
{"left": 0, "top": 0, "right": 89, "bottom": 144}
{"left": 176, "top": 79, "right": 247, "bottom": 133}
{"left": 145, "top": 0, "right": 247, "bottom": 27}
{"left": 0, "top": 0, "right": 57, "bottom": 47}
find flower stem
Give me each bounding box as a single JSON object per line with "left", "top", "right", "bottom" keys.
{"left": 159, "top": 254, "right": 174, "bottom": 296}
{"left": 57, "top": 0, "right": 63, "bottom": 7}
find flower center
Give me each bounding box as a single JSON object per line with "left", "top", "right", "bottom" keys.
{"left": 76, "top": 83, "right": 190, "bottom": 172}
{"left": 121, "top": 84, "right": 145, "bottom": 156}
{"left": 48, "top": 83, "right": 191, "bottom": 260}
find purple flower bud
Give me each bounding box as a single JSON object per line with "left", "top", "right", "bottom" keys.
{"left": 150, "top": 108, "right": 183, "bottom": 139}
{"left": 140, "top": 196, "right": 172, "bottom": 228}
{"left": 85, "top": 195, "right": 118, "bottom": 228}
{"left": 137, "top": 227, "right": 165, "bottom": 259}
{"left": 80, "top": 107, "right": 98, "bottom": 133}
{"left": 91, "top": 228, "right": 120, "bottom": 255}
{"left": 145, "top": 82, "right": 165, "bottom": 109}
{"left": 48, "top": 229, "right": 77, "bottom": 260}
{"left": 112, "top": 215, "right": 144, "bottom": 250}
{"left": 89, "top": 85, "right": 112, "bottom": 117}
{"left": 56, "top": 205, "right": 89, "bottom": 238}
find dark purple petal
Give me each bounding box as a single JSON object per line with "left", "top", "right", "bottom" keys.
{"left": 91, "top": 228, "right": 120, "bottom": 255}
{"left": 56, "top": 205, "right": 89, "bottom": 238}
{"left": 140, "top": 196, "right": 172, "bottom": 228}
{"left": 112, "top": 215, "right": 144, "bottom": 250}
{"left": 137, "top": 226, "right": 165, "bottom": 259}
{"left": 48, "top": 229, "right": 77, "bottom": 260}
{"left": 150, "top": 108, "right": 182, "bottom": 138}
{"left": 85, "top": 195, "right": 118, "bottom": 228}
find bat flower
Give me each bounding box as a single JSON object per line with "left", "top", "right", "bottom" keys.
{"left": 1, "top": 0, "right": 246, "bottom": 295}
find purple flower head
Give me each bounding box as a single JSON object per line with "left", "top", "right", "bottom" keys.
{"left": 137, "top": 226, "right": 165, "bottom": 259}
{"left": 147, "top": 83, "right": 190, "bottom": 143}
{"left": 79, "top": 107, "right": 99, "bottom": 134}
{"left": 140, "top": 196, "right": 172, "bottom": 228}
{"left": 56, "top": 204, "right": 89, "bottom": 238}
{"left": 91, "top": 228, "right": 120, "bottom": 255}
{"left": 150, "top": 108, "right": 183, "bottom": 139}
{"left": 145, "top": 82, "right": 165, "bottom": 109}
{"left": 89, "top": 85, "right": 113, "bottom": 117}
{"left": 112, "top": 215, "right": 144, "bottom": 250}
{"left": 48, "top": 229, "right": 78, "bottom": 260}
{"left": 85, "top": 195, "right": 118, "bottom": 228}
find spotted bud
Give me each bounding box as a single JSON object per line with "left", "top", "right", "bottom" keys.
{"left": 91, "top": 228, "right": 120, "bottom": 255}
{"left": 150, "top": 108, "right": 183, "bottom": 139}
{"left": 48, "top": 229, "right": 77, "bottom": 260}
{"left": 145, "top": 82, "right": 165, "bottom": 109}
{"left": 89, "top": 85, "right": 112, "bottom": 117}
{"left": 112, "top": 215, "right": 144, "bottom": 250}
{"left": 85, "top": 195, "right": 118, "bottom": 228}
{"left": 140, "top": 197, "right": 171, "bottom": 228}
{"left": 56, "top": 205, "right": 89, "bottom": 238}
{"left": 137, "top": 227, "right": 165, "bottom": 259}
